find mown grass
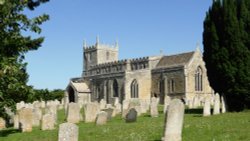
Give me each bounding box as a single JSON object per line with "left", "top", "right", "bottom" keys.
{"left": 0, "top": 106, "right": 250, "bottom": 141}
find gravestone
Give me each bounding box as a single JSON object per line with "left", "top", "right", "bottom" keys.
{"left": 213, "top": 93, "right": 220, "bottom": 115}
{"left": 32, "top": 108, "right": 42, "bottom": 127}
{"left": 221, "top": 95, "right": 227, "bottom": 113}
{"left": 192, "top": 96, "right": 200, "bottom": 108}
{"left": 125, "top": 108, "right": 137, "bottom": 123}
{"left": 41, "top": 114, "right": 55, "bottom": 130}
{"left": 163, "top": 99, "right": 184, "bottom": 141}
{"left": 0, "top": 117, "right": 6, "bottom": 130}
{"left": 99, "top": 99, "right": 106, "bottom": 109}
{"left": 140, "top": 99, "right": 150, "bottom": 114}
{"left": 45, "top": 105, "right": 58, "bottom": 124}
{"left": 102, "top": 108, "right": 114, "bottom": 121}
{"left": 67, "top": 103, "right": 81, "bottom": 123}
{"left": 84, "top": 102, "right": 99, "bottom": 123}
{"left": 16, "top": 101, "right": 25, "bottom": 110}
{"left": 150, "top": 97, "right": 159, "bottom": 117}
{"left": 96, "top": 111, "right": 108, "bottom": 125}
{"left": 203, "top": 97, "right": 211, "bottom": 116}
{"left": 58, "top": 123, "right": 78, "bottom": 141}
{"left": 13, "top": 115, "right": 19, "bottom": 129}
{"left": 18, "top": 108, "right": 33, "bottom": 132}
{"left": 164, "top": 96, "right": 171, "bottom": 113}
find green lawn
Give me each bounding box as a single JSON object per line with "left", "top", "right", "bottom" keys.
{"left": 0, "top": 107, "right": 250, "bottom": 141}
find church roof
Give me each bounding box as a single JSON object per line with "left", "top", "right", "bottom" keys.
{"left": 69, "top": 81, "right": 90, "bottom": 93}
{"left": 156, "top": 51, "right": 194, "bottom": 68}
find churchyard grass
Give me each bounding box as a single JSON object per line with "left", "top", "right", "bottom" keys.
{"left": 0, "top": 107, "right": 250, "bottom": 141}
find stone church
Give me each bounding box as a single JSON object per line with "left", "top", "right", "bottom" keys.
{"left": 65, "top": 38, "right": 214, "bottom": 106}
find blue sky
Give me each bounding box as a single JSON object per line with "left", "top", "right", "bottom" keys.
{"left": 24, "top": 0, "right": 212, "bottom": 90}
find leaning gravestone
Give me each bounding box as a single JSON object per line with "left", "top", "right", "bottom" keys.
{"left": 58, "top": 123, "right": 78, "bottom": 141}
{"left": 84, "top": 102, "right": 99, "bottom": 122}
{"left": 163, "top": 99, "right": 184, "bottom": 141}
{"left": 67, "top": 103, "right": 81, "bottom": 123}
{"left": 150, "top": 97, "right": 159, "bottom": 117}
{"left": 213, "top": 93, "right": 220, "bottom": 115}
{"left": 18, "top": 108, "right": 33, "bottom": 132}
{"left": 96, "top": 111, "right": 108, "bottom": 125}
{"left": 125, "top": 108, "right": 137, "bottom": 123}
{"left": 0, "top": 117, "right": 6, "bottom": 130}
{"left": 41, "top": 114, "right": 55, "bottom": 130}
{"left": 203, "top": 97, "right": 211, "bottom": 116}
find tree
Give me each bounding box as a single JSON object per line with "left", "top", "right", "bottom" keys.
{"left": 0, "top": 0, "right": 49, "bottom": 118}
{"left": 203, "top": 0, "right": 250, "bottom": 111}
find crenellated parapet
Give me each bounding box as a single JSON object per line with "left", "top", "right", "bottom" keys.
{"left": 84, "top": 59, "right": 128, "bottom": 76}
{"left": 130, "top": 56, "right": 150, "bottom": 71}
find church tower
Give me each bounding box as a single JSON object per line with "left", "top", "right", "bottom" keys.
{"left": 83, "top": 37, "right": 119, "bottom": 73}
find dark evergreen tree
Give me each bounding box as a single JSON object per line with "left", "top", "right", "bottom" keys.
{"left": 203, "top": 0, "right": 250, "bottom": 111}
{"left": 0, "top": 0, "right": 49, "bottom": 118}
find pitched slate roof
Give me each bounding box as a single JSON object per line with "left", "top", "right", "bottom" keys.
{"left": 156, "top": 51, "right": 194, "bottom": 68}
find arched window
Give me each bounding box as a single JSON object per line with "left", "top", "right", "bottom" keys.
{"left": 131, "top": 79, "right": 139, "bottom": 98}
{"left": 113, "top": 79, "right": 119, "bottom": 97}
{"left": 195, "top": 67, "right": 203, "bottom": 91}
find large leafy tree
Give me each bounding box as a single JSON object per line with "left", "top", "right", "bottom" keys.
{"left": 0, "top": 0, "right": 49, "bottom": 118}
{"left": 203, "top": 0, "right": 250, "bottom": 111}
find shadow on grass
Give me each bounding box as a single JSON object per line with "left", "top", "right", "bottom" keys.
{"left": 185, "top": 108, "right": 203, "bottom": 114}
{"left": 0, "top": 128, "right": 20, "bottom": 137}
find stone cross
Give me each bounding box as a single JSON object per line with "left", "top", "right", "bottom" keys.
{"left": 163, "top": 99, "right": 185, "bottom": 141}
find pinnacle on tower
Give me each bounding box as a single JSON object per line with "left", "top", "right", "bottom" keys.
{"left": 115, "top": 39, "right": 119, "bottom": 48}
{"left": 83, "top": 39, "right": 87, "bottom": 48}
{"left": 96, "top": 35, "right": 99, "bottom": 45}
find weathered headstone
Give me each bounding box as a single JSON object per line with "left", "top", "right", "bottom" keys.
{"left": 203, "top": 97, "right": 211, "bottom": 116}
{"left": 84, "top": 102, "right": 99, "bottom": 123}
{"left": 125, "top": 108, "right": 137, "bottom": 123}
{"left": 18, "top": 108, "right": 33, "bottom": 132}
{"left": 96, "top": 111, "right": 108, "bottom": 125}
{"left": 192, "top": 96, "right": 200, "bottom": 108}
{"left": 102, "top": 108, "right": 114, "bottom": 121}
{"left": 140, "top": 99, "right": 150, "bottom": 114}
{"left": 32, "top": 108, "right": 42, "bottom": 127}
{"left": 41, "top": 114, "right": 55, "bottom": 130}
{"left": 45, "top": 105, "right": 58, "bottom": 124}
{"left": 16, "top": 101, "right": 25, "bottom": 110}
{"left": 150, "top": 97, "right": 159, "bottom": 117}
{"left": 67, "top": 103, "right": 81, "bottom": 123}
{"left": 58, "top": 123, "right": 78, "bottom": 141}
{"left": 99, "top": 99, "right": 106, "bottom": 109}
{"left": 0, "top": 117, "right": 6, "bottom": 130}
{"left": 163, "top": 99, "right": 185, "bottom": 141}
{"left": 13, "top": 115, "right": 19, "bottom": 129}
{"left": 164, "top": 96, "right": 171, "bottom": 113}
{"left": 213, "top": 93, "right": 220, "bottom": 115}
{"left": 221, "top": 95, "right": 227, "bottom": 113}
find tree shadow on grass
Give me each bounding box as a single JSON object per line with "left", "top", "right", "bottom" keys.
{"left": 0, "top": 128, "right": 20, "bottom": 137}
{"left": 185, "top": 108, "right": 203, "bottom": 114}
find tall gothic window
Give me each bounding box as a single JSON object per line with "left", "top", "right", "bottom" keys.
{"left": 195, "top": 67, "right": 203, "bottom": 91}
{"left": 113, "top": 79, "right": 119, "bottom": 97}
{"left": 131, "top": 79, "right": 139, "bottom": 98}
